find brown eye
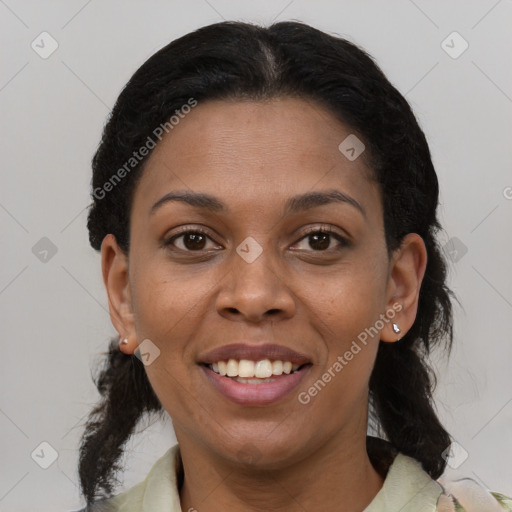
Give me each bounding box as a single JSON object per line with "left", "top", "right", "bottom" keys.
{"left": 308, "top": 232, "right": 331, "bottom": 250}
{"left": 181, "top": 232, "right": 207, "bottom": 250}
{"left": 164, "top": 229, "right": 222, "bottom": 252}
{"left": 293, "top": 227, "right": 350, "bottom": 252}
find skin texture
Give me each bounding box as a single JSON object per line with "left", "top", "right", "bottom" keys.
{"left": 102, "top": 97, "right": 427, "bottom": 512}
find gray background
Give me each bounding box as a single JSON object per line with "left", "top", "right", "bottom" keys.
{"left": 1, "top": 1, "right": 511, "bottom": 510}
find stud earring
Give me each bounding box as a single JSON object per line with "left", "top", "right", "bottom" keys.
{"left": 120, "top": 338, "right": 129, "bottom": 348}
{"left": 392, "top": 323, "right": 402, "bottom": 341}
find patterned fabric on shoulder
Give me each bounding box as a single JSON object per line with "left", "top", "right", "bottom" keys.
{"left": 436, "top": 476, "right": 512, "bottom": 511}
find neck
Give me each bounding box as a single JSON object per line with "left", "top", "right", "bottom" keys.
{"left": 177, "top": 432, "right": 385, "bottom": 512}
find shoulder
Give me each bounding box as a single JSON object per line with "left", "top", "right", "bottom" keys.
{"left": 436, "top": 476, "right": 512, "bottom": 511}
{"left": 71, "top": 444, "right": 182, "bottom": 512}
{"left": 365, "top": 438, "right": 512, "bottom": 512}
{"left": 387, "top": 453, "right": 512, "bottom": 511}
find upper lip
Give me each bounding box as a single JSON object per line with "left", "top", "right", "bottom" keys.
{"left": 199, "top": 343, "right": 311, "bottom": 366}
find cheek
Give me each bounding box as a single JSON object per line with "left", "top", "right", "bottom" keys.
{"left": 128, "top": 268, "right": 208, "bottom": 417}
{"left": 303, "top": 261, "right": 387, "bottom": 339}
{"left": 129, "top": 266, "right": 204, "bottom": 414}
{"left": 300, "top": 281, "right": 381, "bottom": 418}
{"left": 130, "top": 256, "right": 211, "bottom": 340}
{"left": 298, "top": 256, "right": 387, "bottom": 398}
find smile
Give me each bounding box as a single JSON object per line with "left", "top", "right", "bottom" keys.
{"left": 200, "top": 360, "right": 312, "bottom": 406}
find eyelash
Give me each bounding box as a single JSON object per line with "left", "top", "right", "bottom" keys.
{"left": 298, "top": 225, "right": 350, "bottom": 250}
{"left": 163, "top": 226, "right": 219, "bottom": 252}
{"left": 163, "top": 225, "right": 350, "bottom": 253}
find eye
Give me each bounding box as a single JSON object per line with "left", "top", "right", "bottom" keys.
{"left": 163, "top": 228, "right": 222, "bottom": 252}
{"left": 292, "top": 226, "right": 350, "bottom": 252}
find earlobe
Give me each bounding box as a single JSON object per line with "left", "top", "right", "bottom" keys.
{"left": 380, "top": 233, "right": 427, "bottom": 343}
{"left": 101, "top": 234, "right": 137, "bottom": 353}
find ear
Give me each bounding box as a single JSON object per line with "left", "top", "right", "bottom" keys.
{"left": 380, "top": 233, "right": 427, "bottom": 343}
{"left": 101, "top": 234, "right": 137, "bottom": 354}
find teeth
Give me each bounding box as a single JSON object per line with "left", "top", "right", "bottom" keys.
{"left": 209, "top": 358, "right": 301, "bottom": 378}
{"left": 283, "top": 361, "right": 293, "bottom": 374}
{"left": 272, "top": 360, "right": 283, "bottom": 375}
{"left": 233, "top": 377, "right": 275, "bottom": 384}
{"left": 226, "top": 359, "right": 238, "bottom": 377}
{"left": 239, "top": 360, "right": 255, "bottom": 378}
{"left": 255, "top": 359, "right": 273, "bottom": 378}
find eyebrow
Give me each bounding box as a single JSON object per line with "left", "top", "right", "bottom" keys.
{"left": 285, "top": 189, "right": 366, "bottom": 218}
{"left": 150, "top": 189, "right": 366, "bottom": 218}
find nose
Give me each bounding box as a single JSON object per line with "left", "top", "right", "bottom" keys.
{"left": 215, "top": 242, "right": 296, "bottom": 324}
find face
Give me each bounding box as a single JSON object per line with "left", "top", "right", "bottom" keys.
{"left": 103, "top": 97, "right": 425, "bottom": 468}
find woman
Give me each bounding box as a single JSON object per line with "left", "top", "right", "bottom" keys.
{"left": 76, "top": 20, "right": 511, "bottom": 511}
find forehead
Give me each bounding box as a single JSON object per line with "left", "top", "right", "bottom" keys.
{"left": 133, "top": 97, "right": 380, "bottom": 219}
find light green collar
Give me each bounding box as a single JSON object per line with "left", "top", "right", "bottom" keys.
{"left": 92, "top": 443, "right": 444, "bottom": 512}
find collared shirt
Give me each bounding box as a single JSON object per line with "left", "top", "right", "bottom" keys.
{"left": 80, "top": 438, "right": 512, "bottom": 512}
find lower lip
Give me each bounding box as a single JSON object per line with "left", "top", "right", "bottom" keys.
{"left": 200, "top": 365, "right": 311, "bottom": 406}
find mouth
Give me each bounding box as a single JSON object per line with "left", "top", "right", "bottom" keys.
{"left": 197, "top": 344, "right": 313, "bottom": 406}
{"left": 199, "top": 359, "right": 312, "bottom": 406}
{"left": 202, "top": 359, "right": 309, "bottom": 383}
